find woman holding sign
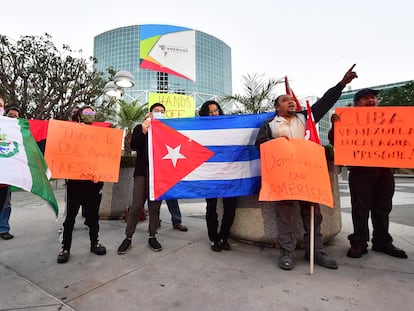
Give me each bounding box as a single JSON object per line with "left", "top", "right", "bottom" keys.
{"left": 57, "top": 105, "right": 106, "bottom": 264}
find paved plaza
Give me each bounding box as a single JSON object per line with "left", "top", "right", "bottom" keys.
{"left": 0, "top": 178, "right": 413, "bottom": 310}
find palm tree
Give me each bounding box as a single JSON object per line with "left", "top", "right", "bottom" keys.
{"left": 111, "top": 99, "right": 148, "bottom": 155}
{"left": 222, "top": 73, "right": 283, "bottom": 114}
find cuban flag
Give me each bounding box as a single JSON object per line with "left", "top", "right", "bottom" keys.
{"left": 148, "top": 112, "right": 275, "bottom": 200}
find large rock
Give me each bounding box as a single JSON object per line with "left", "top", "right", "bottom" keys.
{"left": 99, "top": 167, "right": 134, "bottom": 220}
{"left": 228, "top": 161, "right": 341, "bottom": 248}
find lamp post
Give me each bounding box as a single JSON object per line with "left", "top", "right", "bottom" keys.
{"left": 104, "top": 70, "right": 135, "bottom": 98}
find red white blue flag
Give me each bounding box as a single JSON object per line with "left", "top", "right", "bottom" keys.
{"left": 148, "top": 113, "right": 274, "bottom": 200}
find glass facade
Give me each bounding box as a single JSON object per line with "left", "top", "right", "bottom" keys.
{"left": 93, "top": 25, "right": 232, "bottom": 110}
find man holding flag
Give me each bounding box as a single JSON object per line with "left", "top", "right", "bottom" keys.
{"left": 255, "top": 65, "right": 357, "bottom": 271}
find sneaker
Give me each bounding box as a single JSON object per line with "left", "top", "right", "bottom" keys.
{"left": 117, "top": 238, "right": 132, "bottom": 254}
{"left": 211, "top": 241, "right": 222, "bottom": 252}
{"left": 219, "top": 240, "right": 231, "bottom": 251}
{"left": 90, "top": 243, "right": 107, "bottom": 255}
{"left": 173, "top": 224, "right": 188, "bottom": 232}
{"left": 279, "top": 248, "right": 293, "bottom": 270}
{"left": 372, "top": 244, "right": 408, "bottom": 258}
{"left": 148, "top": 237, "right": 162, "bottom": 252}
{"left": 347, "top": 244, "right": 368, "bottom": 258}
{"left": 306, "top": 252, "right": 338, "bottom": 269}
{"left": 57, "top": 249, "right": 70, "bottom": 264}
{"left": 0, "top": 232, "right": 14, "bottom": 240}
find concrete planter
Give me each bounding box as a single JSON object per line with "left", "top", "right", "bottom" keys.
{"left": 228, "top": 161, "right": 341, "bottom": 247}
{"left": 99, "top": 167, "right": 134, "bottom": 220}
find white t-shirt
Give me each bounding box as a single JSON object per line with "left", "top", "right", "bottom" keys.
{"left": 269, "top": 114, "right": 306, "bottom": 139}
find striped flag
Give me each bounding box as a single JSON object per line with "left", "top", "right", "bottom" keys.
{"left": 148, "top": 112, "right": 275, "bottom": 200}
{"left": 0, "top": 116, "right": 58, "bottom": 216}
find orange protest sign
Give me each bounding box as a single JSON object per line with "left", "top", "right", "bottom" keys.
{"left": 259, "top": 138, "right": 333, "bottom": 208}
{"left": 44, "top": 120, "right": 123, "bottom": 182}
{"left": 334, "top": 107, "right": 414, "bottom": 168}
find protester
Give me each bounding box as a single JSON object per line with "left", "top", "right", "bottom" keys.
{"left": 198, "top": 100, "right": 237, "bottom": 252}
{"left": 118, "top": 103, "right": 177, "bottom": 254}
{"left": 0, "top": 94, "right": 14, "bottom": 236}
{"left": 57, "top": 105, "right": 106, "bottom": 263}
{"left": 255, "top": 65, "right": 358, "bottom": 270}
{"left": 328, "top": 88, "right": 407, "bottom": 259}
{"left": 0, "top": 94, "right": 7, "bottom": 214}
{"left": 0, "top": 102, "right": 21, "bottom": 240}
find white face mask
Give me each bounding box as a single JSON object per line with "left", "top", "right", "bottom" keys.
{"left": 0, "top": 107, "right": 4, "bottom": 116}
{"left": 152, "top": 111, "right": 165, "bottom": 119}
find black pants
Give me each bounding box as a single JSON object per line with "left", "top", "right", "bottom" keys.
{"left": 206, "top": 197, "right": 237, "bottom": 242}
{"left": 62, "top": 180, "right": 103, "bottom": 251}
{"left": 348, "top": 167, "right": 394, "bottom": 247}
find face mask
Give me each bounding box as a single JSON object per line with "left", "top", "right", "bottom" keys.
{"left": 0, "top": 107, "right": 4, "bottom": 116}
{"left": 81, "top": 114, "right": 95, "bottom": 124}
{"left": 152, "top": 112, "right": 165, "bottom": 119}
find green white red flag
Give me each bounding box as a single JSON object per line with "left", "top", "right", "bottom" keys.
{"left": 0, "top": 116, "right": 58, "bottom": 216}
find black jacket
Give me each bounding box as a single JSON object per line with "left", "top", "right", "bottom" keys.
{"left": 131, "top": 124, "right": 149, "bottom": 177}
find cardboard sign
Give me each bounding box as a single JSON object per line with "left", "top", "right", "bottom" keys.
{"left": 44, "top": 120, "right": 123, "bottom": 182}
{"left": 149, "top": 92, "right": 195, "bottom": 118}
{"left": 259, "top": 138, "right": 333, "bottom": 208}
{"left": 334, "top": 107, "right": 414, "bottom": 168}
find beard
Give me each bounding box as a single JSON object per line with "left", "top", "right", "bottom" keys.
{"left": 287, "top": 110, "right": 296, "bottom": 116}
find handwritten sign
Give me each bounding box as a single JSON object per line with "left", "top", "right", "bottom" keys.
{"left": 44, "top": 120, "right": 123, "bottom": 182}
{"left": 334, "top": 107, "right": 414, "bottom": 168}
{"left": 259, "top": 138, "right": 333, "bottom": 208}
{"left": 149, "top": 92, "right": 195, "bottom": 118}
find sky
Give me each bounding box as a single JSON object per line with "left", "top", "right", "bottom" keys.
{"left": 1, "top": 0, "right": 413, "bottom": 97}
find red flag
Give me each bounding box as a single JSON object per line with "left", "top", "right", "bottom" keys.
{"left": 285, "top": 76, "right": 302, "bottom": 111}
{"left": 305, "top": 100, "right": 321, "bottom": 144}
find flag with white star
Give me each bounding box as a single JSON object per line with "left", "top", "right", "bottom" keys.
{"left": 148, "top": 113, "right": 275, "bottom": 200}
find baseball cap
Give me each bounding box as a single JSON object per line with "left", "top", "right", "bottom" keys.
{"left": 353, "top": 88, "right": 379, "bottom": 103}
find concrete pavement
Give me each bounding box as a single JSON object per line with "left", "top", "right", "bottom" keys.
{"left": 0, "top": 178, "right": 413, "bottom": 311}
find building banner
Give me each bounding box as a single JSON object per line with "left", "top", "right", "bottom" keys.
{"left": 140, "top": 24, "right": 196, "bottom": 81}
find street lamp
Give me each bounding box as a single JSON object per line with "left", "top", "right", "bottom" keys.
{"left": 103, "top": 81, "right": 122, "bottom": 98}
{"left": 114, "top": 70, "right": 135, "bottom": 88}
{"left": 104, "top": 71, "right": 135, "bottom": 98}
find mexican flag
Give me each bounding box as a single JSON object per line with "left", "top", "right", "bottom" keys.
{"left": 0, "top": 116, "right": 58, "bottom": 216}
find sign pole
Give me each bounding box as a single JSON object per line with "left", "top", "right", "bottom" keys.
{"left": 310, "top": 204, "right": 315, "bottom": 275}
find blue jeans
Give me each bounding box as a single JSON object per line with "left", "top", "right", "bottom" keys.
{"left": 0, "top": 190, "right": 11, "bottom": 233}
{"left": 166, "top": 199, "right": 182, "bottom": 226}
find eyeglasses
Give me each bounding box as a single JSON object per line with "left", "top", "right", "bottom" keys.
{"left": 82, "top": 110, "right": 96, "bottom": 115}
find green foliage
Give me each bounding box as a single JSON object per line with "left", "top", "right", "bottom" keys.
{"left": 379, "top": 81, "right": 414, "bottom": 106}
{"left": 222, "top": 73, "right": 283, "bottom": 113}
{"left": 0, "top": 33, "right": 107, "bottom": 120}
{"left": 109, "top": 99, "right": 148, "bottom": 155}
